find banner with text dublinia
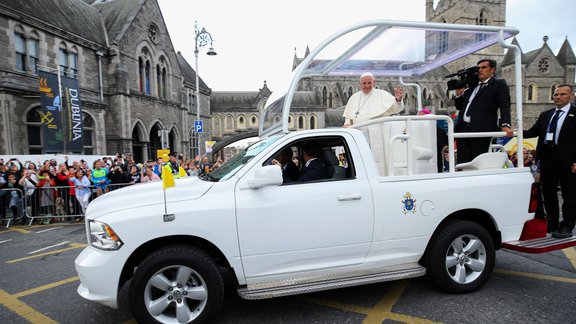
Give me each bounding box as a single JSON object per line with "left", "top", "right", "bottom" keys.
{"left": 38, "top": 70, "right": 63, "bottom": 152}
{"left": 38, "top": 71, "right": 84, "bottom": 153}
{"left": 61, "top": 75, "right": 84, "bottom": 152}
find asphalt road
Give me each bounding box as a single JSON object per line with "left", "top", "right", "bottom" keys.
{"left": 0, "top": 223, "right": 575, "bottom": 324}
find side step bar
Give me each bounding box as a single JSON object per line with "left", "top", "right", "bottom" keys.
{"left": 237, "top": 263, "right": 426, "bottom": 300}
{"left": 502, "top": 235, "right": 576, "bottom": 253}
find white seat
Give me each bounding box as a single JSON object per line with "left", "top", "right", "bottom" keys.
{"left": 384, "top": 120, "right": 437, "bottom": 176}
{"left": 455, "top": 152, "right": 508, "bottom": 171}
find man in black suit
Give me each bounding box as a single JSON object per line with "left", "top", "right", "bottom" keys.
{"left": 454, "top": 59, "right": 514, "bottom": 164}
{"left": 524, "top": 84, "right": 576, "bottom": 238}
{"left": 273, "top": 147, "right": 300, "bottom": 183}
{"left": 298, "top": 144, "right": 326, "bottom": 182}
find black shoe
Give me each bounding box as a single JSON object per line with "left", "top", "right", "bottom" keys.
{"left": 547, "top": 225, "right": 558, "bottom": 234}
{"left": 552, "top": 227, "right": 573, "bottom": 239}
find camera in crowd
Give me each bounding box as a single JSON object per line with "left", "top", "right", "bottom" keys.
{"left": 446, "top": 66, "right": 479, "bottom": 91}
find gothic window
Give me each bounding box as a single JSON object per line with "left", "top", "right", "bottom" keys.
{"left": 250, "top": 115, "right": 258, "bottom": 128}
{"left": 188, "top": 93, "right": 193, "bottom": 113}
{"left": 138, "top": 48, "right": 151, "bottom": 95}
{"left": 145, "top": 61, "right": 151, "bottom": 95}
{"left": 148, "top": 24, "right": 159, "bottom": 44}
{"left": 322, "top": 86, "right": 328, "bottom": 106}
{"left": 225, "top": 115, "right": 234, "bottom": 131}
{"left": 191, "top": 93, "right": 197, "bottom": 111}
{"left": 238, "top": 115, "right": 246, "bottom": 129}
{"left": 15, "top": 32, "right": 27, "bottom": 72}
{"left": 309, "top": 115, "right": 317, "bottom": 129}
{"left": 438, "top": 19, "right": 448, "bottom": 54}
{"left": 476, "top": 10, "right": 488, "bottom": 42}
{"left": 347, "top": 86, "right": 353, "bottom": 99}
{"left": 162, "top": 68, "right": 167, "bottom": 98}
{"left": 83, "top": 113, "right": 94, "bottom": 155}
{"left": 328, "top": 92, "right": 334, "bottom": 108}
{"left": 69, "top": 47, "right": 78, "bottom": 79}
{"left": 550, "top": 84, "right": 558, "bottom": 101}
{"left": 527, "top": 83, "right": 537, "bottom": 102}
{"left": 139, "top": 58, "right": 145, "bottom": 93}
{"left": 25, "top": 107, "right": 43, "bottom": 154}
{"left": 288, "top": 115, "right": 294, "bottom": 129}
{"left": 298, "top": 115, "right": 305, "bottom": 129}
{"left": 59, "top": 44, "right": 69, "bottom": 76}
{"left": 538, "top": 58, "right": 550, "bottom": 73}
{"left": 157, "top": 66, "right": 162, "bottom": 98}
{"left": 212, "top": 116, "right": 222, "bottom": 137}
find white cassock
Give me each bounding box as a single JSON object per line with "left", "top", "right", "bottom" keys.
{"left": 343, "top": 89, "right": 404, "bottom": 175}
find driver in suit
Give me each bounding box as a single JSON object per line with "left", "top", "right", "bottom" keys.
{"left": 298, "top": 144, "right": 326, "bottom": 182}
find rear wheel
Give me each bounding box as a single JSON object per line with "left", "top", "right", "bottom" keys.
{"left": 425, "top": 220, "right": 495, "bottom": 293}
{"left": 129, "top": 246, "right": 224, "bottom": 323}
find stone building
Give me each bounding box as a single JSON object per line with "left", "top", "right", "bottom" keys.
{"left": 0, "top": 0, "right": 212, "bottom": 162}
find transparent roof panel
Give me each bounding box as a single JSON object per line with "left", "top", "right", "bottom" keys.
{"left": 259, "top": 20, "right": 519, "bottom": 137}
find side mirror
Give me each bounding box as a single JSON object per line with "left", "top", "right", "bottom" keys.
{"left": 247, "top": 165, "right": 283, "bottom": 189}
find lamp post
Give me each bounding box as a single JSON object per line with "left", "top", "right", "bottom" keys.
{"left": 194, "top": 20, "right": 217, "bottom": 157}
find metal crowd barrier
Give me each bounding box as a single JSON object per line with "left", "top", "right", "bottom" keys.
{"left": 1, "top": 182, "right": 135, "bottom": 228}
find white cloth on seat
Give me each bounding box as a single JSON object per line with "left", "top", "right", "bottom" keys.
{"left": 455, "top": 152, "right": 508, "bottom": 171}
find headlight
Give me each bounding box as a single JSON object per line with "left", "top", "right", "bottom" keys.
{"left": 88, "top": 220, "right": 124, "bottom": 250}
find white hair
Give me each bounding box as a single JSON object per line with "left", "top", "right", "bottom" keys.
{"left": 360, "top": 72, "right": 374, "bottom": 79}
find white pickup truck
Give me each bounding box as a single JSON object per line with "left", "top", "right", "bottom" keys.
{"left": 75, "top": 20, "right": 576, "bottom": 323}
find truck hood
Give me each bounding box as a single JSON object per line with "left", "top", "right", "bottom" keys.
{"left": 86, "top": 177, "right": 214, "bottom": 220}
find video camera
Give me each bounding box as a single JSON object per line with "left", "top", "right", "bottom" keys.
{"left": 446, "top": 66, "right": 479, "bottom": 91}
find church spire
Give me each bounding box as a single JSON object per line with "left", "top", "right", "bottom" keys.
{"left": 556, "top": 37, "right": 576, "bottom": 65}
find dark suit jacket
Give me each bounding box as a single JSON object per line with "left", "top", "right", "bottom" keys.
{"left": 282, "top": 160, "right": 300, "bottom": 182}
{"left": 298, "top": 159, "right": 326, "bottom": 182}
{"left": 524, "top": 104, "right": 576, "bottom": 170}
{"left": 454, "top": 77, "right": 511, "bottom": 132}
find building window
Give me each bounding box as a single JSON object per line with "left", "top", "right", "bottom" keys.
{"left": 189, "top": 130, "right": 198, "bottom": 156}
{"left": 15, "top": 33, "right": 27, "bottom": 72}
{"left": 69, "top": 50, "right": 78, "bottom": 79}
{"left": 59, "top": 46, "right": 69, "bottom": 76}
{"left": 550, "top": 84, "right": 558, "bottom": 101}
{"left": 83, "top": 113, "right": 94, "bottom": 155}
{"left": 328, "top": 92, "right": 333, "bottom": 108}
{"left": 139, "top": 58, "right": 144, "bottom": 93}
{"left": 527, "top": 83, "right": 537, "bottom": 102}
{"left": 309, "top": 115, "right": 317, "bottom": 129}
{"left": 348, "top": 86, "right": 353, "bottom": 98}
{"left": 322, "top": 87, "right": 328, "bottom": 106}
{"left": 438, "top": 19, "right": 448, "bottom": 53}
{"left": 188, "top": 93, "right": 193, "bottom": 113}
{"left": 28, "top": 38, "right": 39, "bottom": 74}
{"left": 476, "top": 10, "right": 488, "bottom": 42}
{"left": 538, "top": 58, "right": 550, "bottom": 73}
{"left": 298, "top": 115, "right": 305, "bottom": 129}
{"left": 25, "top": 108, "right": 43, "bottom": 154}
{"left": 157, "top": 66, "right": 162, "bottom": 98}
{"left": 145, "top": 61, "right": 151, "bottom": 95}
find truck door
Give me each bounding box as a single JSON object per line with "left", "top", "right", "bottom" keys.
{"left": 235, "top": 135, "right": 374, "bottom": 282}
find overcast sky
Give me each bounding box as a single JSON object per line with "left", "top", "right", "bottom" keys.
{"left": 157, "top": 0, "right": 576, "bottom": 91}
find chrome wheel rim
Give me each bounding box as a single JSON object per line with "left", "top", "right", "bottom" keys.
{"left": 144, "top": 265, "right": 208, "bottom": 323}
{"left": 445, "top": 234, "right": 487, "bottom": 284}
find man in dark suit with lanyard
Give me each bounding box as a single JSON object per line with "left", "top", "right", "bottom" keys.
{"left": 454, "top": 59, "right": 514, "bottom": 164}
{"left": 524, "top": 84, "right": 576, "bottom": 238}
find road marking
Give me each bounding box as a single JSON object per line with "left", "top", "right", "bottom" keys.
{"left": 562, "top": 247, "right": 576, "bottom": 271}
{"left": 299, "top": 296, "right": 371, "bottom": 314}
{"left": 28, "top": 241, "right": 70, "bottom": 254}
{"left": 0, "top": 239, "right": 12, "bottom": 244}
{"left": 6, "top": 227, "right": 32, "bottom": 234}
{"left": 0, "top": 289, "right": 58, "bottom": 324}
{"left": 6, "top": 243, "right": 87, "bottom": 264}
{"left": 35, "top": 226, "right": 63, "bottom": 234}
{"left": 494, "top": 268, "right": 576, "bottom": 284}
{"left": 14, "top": 276, "right": 80, "bottom": 298}
{"left": 362, "top": 280, "right": 442, "bottom": 324}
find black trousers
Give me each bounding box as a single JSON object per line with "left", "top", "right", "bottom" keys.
{"left": 456, "top": 123, "right": 492, "bottom": 164}
{"left": 539, "top": 147, "right": 576, "bottom": 231}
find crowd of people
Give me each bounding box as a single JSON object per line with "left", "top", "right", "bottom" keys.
{"left": 0, "top": 153, "right": 224, "bottom": 225}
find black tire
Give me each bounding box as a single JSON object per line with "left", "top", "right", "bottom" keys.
{"left": 424, "top": 219, "right": 495, "bottom": 294}
{"left": 129, "top": 245, "right": 224, "bottom": 323}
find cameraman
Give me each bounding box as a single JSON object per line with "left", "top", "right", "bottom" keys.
{"left": 454, "top": 59, "right": 513, "bottom": 164}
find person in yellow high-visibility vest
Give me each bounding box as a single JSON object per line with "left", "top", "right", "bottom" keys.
{"left": 162, "top": 153, "right": 181, "bottom": 179}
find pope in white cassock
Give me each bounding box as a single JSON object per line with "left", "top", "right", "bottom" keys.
{"left": 343, "top": 72, "right": 404, "bottom": 175}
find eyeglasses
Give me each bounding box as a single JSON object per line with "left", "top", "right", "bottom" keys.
{"left": 553, "top": 93, "right": 570, "bottom": 96}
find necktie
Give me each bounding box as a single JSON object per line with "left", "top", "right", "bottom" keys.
{"left": 465, "top": 83, "right": 484, "bottom": 117}
{"left": 547, "top": 109, "right": 563, "bottom": 144}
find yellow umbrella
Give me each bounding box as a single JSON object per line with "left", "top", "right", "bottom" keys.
{"left": 504, "top": 137, "right": 538, "bottom": 155}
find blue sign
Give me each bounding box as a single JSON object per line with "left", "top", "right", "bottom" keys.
{"left": 194, "top": 120, "right": 203, "bottom": 133}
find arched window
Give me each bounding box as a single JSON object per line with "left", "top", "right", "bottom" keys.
{"left": 298, "top": 115, "right": 305, "bottom": 129}
{"left": 527, "top": 83, "right": 537, "bottom": 102}
{"left": 322, "top": 87, "right": 328, "bottom": 106}
{"left": 69, "top": 46, "right": 78, "bottom": 79}
{"left": 162, "top": 68, "right": 167, "bottom": 98}
{"left": 438, "top": 19, "right": 448, "bottom": 53}
{"left": 250, "top": 115, "right": 257, "bottom": 126}
{"left": 145, "top": 61, "right": 151, "bottom": 95}
{"left": 83, "top": 113, "right": 95, "bottom": 155}
{"left": 25, "top": 107, "right": 43, "bottom": 154}
{"left": 328, "top": 92, "right": 333, "bottom": 108}
{"left": 212, "top": 116, "right": 222, "bottom": 137}
{"left": 139, "top": 57, "right": 145, "bottom": 93}
{"left": 550, "top": 83, "right": 558, "bottom": 101}
{"left": 476, "top": 10, "right": 488, "bottom": 42}
{"left": 237, "top": 115, "right": 246, "bottom": 130}
{"left": 225, "top": 115, "right": 234, "bottom": 131}
{"left": 348, "top": 86, "right": 353, "bottom": 99}
{"left": 59, "top": 44, "right": 69, "bottom": 76}
{"left": 309, "top": 115, "right": 317, "bottom": 129}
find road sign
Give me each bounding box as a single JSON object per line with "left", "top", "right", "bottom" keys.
{"left": 194, "top": 120, "right": 203, "bottom": 133}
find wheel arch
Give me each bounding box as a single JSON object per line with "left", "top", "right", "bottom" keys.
{"left": 119, "top": 235, "right": 236, "bottom": 291}
{"left": 422, "top": 209, "right": 502, "bottom": 263}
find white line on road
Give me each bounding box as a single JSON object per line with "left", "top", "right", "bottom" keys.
{"left": 35, "top": 226, "right": 63, "bottom": 234}
{"left": 28, "top": 241, "right": 70, "bottom": 255}
{"left": 0, "top": 239, "right": 12, "bottom": 244}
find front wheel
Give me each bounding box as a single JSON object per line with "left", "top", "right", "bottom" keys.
{"left": 425, "top": 220, "right": 495, "bottom": 294}
{"left": 129, "top": 246, "right": 224, "bottom": 323}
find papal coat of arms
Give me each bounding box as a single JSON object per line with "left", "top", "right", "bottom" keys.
{"left": 401, "top": 192, "right": 417, "bottom": 214}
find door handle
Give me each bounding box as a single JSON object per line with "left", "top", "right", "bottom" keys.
{"left": 337, "top": 194, "right": 362, "bottom": 201}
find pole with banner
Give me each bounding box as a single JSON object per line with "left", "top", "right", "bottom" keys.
{"left": 38, "top": 70, "right": 64, "bottom": 152}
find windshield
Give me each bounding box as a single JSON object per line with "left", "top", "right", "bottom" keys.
{"left": 207, "top": 135, "right": 282, "bottom": 182}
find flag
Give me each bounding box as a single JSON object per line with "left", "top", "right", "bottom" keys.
{"left": 179, "top": 166, "right": 187, "bottom": 178}
{"left": 161, "top": 164, "right": 175, "bottom": 190}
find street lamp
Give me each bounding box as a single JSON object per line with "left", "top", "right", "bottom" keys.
{"left": 194, "top": 20, "right": 217, "bottom": 157}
